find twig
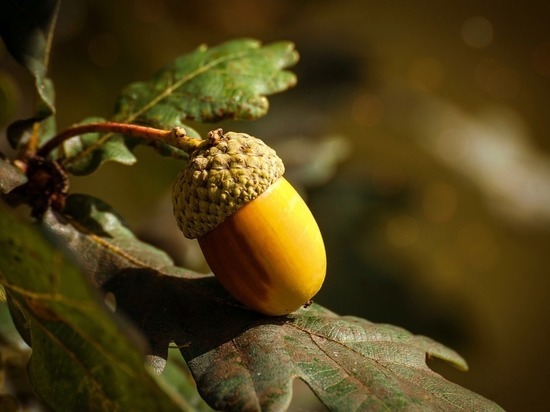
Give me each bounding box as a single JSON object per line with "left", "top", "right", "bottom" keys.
{"left": 36, "top": 122, "right": 203, "bottom": 158}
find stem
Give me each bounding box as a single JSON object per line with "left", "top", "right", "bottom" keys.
{"left": 36, "top": 122, "right": 204, "bottom": 158}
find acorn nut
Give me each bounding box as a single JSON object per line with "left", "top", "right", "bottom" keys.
{"left": 172, "top": 128, "right": 326, "bottom": 316}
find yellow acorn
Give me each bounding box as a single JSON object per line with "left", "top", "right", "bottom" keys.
{"left": 172, "top": 128, "right": 326, "bottom": 316}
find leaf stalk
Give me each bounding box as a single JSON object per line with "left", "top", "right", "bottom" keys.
{"left": 36, "top": 122, "right": 203, "bottom": 158}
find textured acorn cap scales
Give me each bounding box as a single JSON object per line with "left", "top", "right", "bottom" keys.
{"left": 172, "top": 129, "right": 285, "bottom": 239}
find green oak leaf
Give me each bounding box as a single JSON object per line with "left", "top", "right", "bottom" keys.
{"left": 4, "top": 191, "right": 501, "bottom": 411}
{"left": 33, "top": 192, "right": 502, "bottom": 411}
{"left": 0, "top": 202, "right": 194, "bottom": 411}
{"left": 41, "top": 193, "right": 181, "bottom": 286}
{"left": 39, "top": 193, "right": 208, "bottom": 368}
{"left": 105, "top": 272, "right": 504, "bottom": 412}
{"left": 60, "top": 39, "right": 298, "bottom": 174}
{"left": 54, "top": 118, "right": 137, "bottom": 176}
{"left": 0, "top": 0, "right": 59, "bottom": 149}
{"left": 113, "top": 38, "right": 298, "bottom": 126}
{"left": 54, "top": 117, "right": 193, "bottom": 175}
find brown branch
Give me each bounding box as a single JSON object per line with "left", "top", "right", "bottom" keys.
{"left": 36, "top": 122, "right": 203, "bottom": 158}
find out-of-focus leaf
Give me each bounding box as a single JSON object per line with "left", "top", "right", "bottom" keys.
{"left": 39, "top": 193, "right": 207, "bottom": 367}
{"left": 0, "top": 0, "right": 59, "bottom": 149}
{"left": 0, "top": 294, "right": 27, "bottom": 349}
{"left": 60, "top": 39, "right": 298, "bottom": 174}
{"left": 36, "top": 190, "right": 502, "bottom": 411}
{"left": 161, "top": 348, "right": 215, "bottom": 412}
{"left": 0, "top": 158, "right": 27, "bottom": 195}
{"left": 274, "top": 134, "right": 351, "bottom": 189}
{"left": 0, "top": 295, "right": 40, "bottom": 409}
{"left": 0, "top": 203, "right": 191, "bottom": 411}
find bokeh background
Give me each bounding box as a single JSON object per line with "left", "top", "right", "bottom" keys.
{"left": 2, "top": 1, "right": 550, "bottom": 410}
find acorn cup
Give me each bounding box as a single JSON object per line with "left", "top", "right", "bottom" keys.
{"left": 172, "top": 128, "right": 326, "bottom": 316}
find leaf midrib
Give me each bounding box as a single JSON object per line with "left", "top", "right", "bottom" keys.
{"left": 62, "top": 47, "right": 257, "bottom": 168}
{"left": 295, "top": 322, "right": 472, "bottom": 411}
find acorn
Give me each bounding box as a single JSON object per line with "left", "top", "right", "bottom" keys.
{"left": 172, "top": 128, "right": 326, "bottom": 316}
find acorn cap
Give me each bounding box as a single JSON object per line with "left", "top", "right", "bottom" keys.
{"left": 172, "top": 129, "right": 285, "bottom": 239}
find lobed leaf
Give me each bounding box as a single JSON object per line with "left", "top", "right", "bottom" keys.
{"left": 55, "top": 118, "right": 137, "bottom": 176}
{"left": 105, "top": 271, "right": 503, "bottom": 412}
{"left": 59, "top": 39, "right": 298, "bottom": 174}
{"left": 39, "top": 193, "right": 209, "bottom": 367}
{"left": 114, "top": 39, "right": 298, "bottom": 126}
{"left": 33, "top": 192, "right": 502, "bottom": 411}
{"left": 122, "top": 271, "right": 498, "bottom": 410}
{"left": 0, "top": 202, "right": 193, "bottom": 411}
{"left": 0, "top": 4, "right": 500, "bottom": 409}
{"left": 0, "top": 0, "right": 59, "bottom": 149}
{"left": 41, "top": 193, "right": 181, "bottom": 286}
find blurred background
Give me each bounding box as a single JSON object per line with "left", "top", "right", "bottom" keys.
{"left": 2, "top": 0, "right": 550, "bottom": 410}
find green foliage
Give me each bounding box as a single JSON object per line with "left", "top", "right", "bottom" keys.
{"left": 43, "top": 193, "right": 195, "bottom": 288}
{"left": 0, "top": 2, "right": 504, "bottom": 411}
{"left": 0, "top": 175, "right": 502, "bottom": 410}
{"left": 55, "top": 117, "right": 137, "bottom": 176}
{"left": 0, "top": 204, "right": 193, "bottom": 411}
{"left": 59, "top": 39, "right": 298, "bottom": 175}
{"left": 0, "top": 158, "right": 27, "bottom": 194}
{"left": 0, "top": 0, "right": 59, "bottom": 149}
{"left": 113, "top": 39, "right": 298, "bottom": 126}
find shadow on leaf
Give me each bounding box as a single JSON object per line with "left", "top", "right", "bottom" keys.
{"left": 104, "top": 267, "right": 502, "bottom": 412}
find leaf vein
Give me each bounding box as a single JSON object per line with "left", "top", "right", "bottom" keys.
{"left": 22, "top": 305, "right": 120, "bottom": 411}
{"left": 63, "top": 48, "right": 256, "bottom": 168}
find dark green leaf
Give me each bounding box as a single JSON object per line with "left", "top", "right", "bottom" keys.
{"left": 0, "top": 158, "right": 27, "bottom": 194}
{"left": 0, "top": 292, "right": 28, "bottom": 350}
{"left": 37, "top": 194, "right": 211, "bottom": 405}
{"left": 39, "top": 193, "right": 208, "bottom": 368}
{"left": 0, "top": 294, "right": 39, "bottom": 409}
{"left": 104, "top": 271, "right": 503, "bottom": 412}
{"left": 41, "top": 193, "right": 180, "bottom": 286}
{"left": 55, "top": 118, "right": 137, "bottom": 176}
{"left": 0, "top": 202, "right": 191, "bottom": 411}
{"left": 37, "top": 193, "right": 501, "bottom": 411}
{"left": 56, "top": 118, "right": 193, "bottom": 175}
{"left": 0, "top": 0, "right": 59, "bottom": 148}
